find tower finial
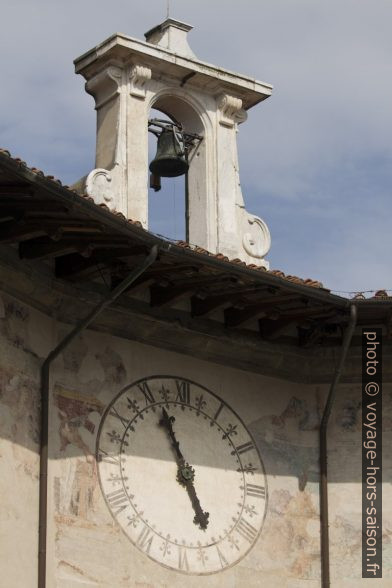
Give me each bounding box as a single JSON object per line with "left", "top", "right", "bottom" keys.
{"left": 166, "top": 0, "right": 170, "bottom": 19}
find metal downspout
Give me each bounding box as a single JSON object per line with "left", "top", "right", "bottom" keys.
{"left": 320, "top": 303, "right": 357, "bottom": 587}
{"left": 38, "top": 245, "right": 158, "bottom": 588}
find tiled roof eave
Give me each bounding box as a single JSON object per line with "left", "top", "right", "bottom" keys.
{"left": 0, "top": 148, "right": 390, "bottom": 315}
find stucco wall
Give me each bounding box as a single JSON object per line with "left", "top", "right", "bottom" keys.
{"left": 0, "top": 294, "right": 55, "bottom": 587}
{"left": 328, "top": 383, "right": 392, "bottom": 587}
{"left": 0, "top": 291, "right": 391, "bottom": 587}
{"left": 47, "top": 326, "right": 321, "bottom": 587}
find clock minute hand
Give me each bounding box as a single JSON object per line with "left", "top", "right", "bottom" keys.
{"left": 160, "top": 408, "right": 209, "bottom": 530}
{"left": 184, "top": 478, "right": 210, "bottom": 530}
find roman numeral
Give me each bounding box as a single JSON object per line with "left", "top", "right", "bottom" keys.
{"left": 97, "top": 449, "right": 121, "bottom": 465}
{"left": 246, "top": 483, "right": 265, "bottom": 499}
{"left": 213, "top": 402, "right": 224, "bottom": 422}
{"left": 232, "top": 441, "right": 254, "bottom": 455}
{"left": 137, "top": 526, "right": 154, "bottom": 554}
{"left": 106, "top": 488, "right": 129, "bottom": 516}
{"left": 178, "top": 546, "right": 189, "bottom": 571}
{"left": 235, "top": 517, "right": 258, "bottom": 543}
{"left": 109, "top": 407, "right": 129, "bottom": 429}
{"left": 137, "top": 381, "right": 155, "bottom": 405}
{"left": 175, "top": 380, "right": 190, "bottom": 404}
{"left": 216, "top": 545, "right": 229, "bottom": 568}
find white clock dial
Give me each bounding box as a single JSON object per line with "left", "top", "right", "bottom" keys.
{"left": 96, "top": 376, "right": 268, "bottom": 575}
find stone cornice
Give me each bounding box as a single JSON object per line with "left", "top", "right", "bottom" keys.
{"left": 74, "top": 33, "right": 272, "bottom": 110}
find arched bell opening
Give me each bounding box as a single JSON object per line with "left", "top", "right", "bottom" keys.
{"left": 147, "top": 109, "right": 187, "bottom": 241}
{"left": 148, "top": 94, "right": 207, "bottom": 245}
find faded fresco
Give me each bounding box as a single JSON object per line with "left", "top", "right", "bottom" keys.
{"left": 48, "top": 333, "right": 324, "bottom": 587}
{"left": 0, "top": 294, "right": 41, "bottom": 587}
{"left": 0, "top": 293, "right": 391, "bottom": 587}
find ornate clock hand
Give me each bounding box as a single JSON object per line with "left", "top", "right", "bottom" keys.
{"left": 160, "top": 407, "right": 185, "bottom": 462}
{"left": 183, "top": 477, "right": 210, "bottom": 530}
{"left": 160, "top": 408, "right": 209, "bottom": 530}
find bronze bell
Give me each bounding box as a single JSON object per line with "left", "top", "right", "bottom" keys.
{"left": 149, "top": 128, "right": 189, "bottom": 178}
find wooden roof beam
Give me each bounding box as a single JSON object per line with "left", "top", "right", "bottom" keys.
{"left": 0, "top": 200, "right": 70, "bottom": 214}
{"left": 150, "top": 275, "right": 237, "bottom": 307}
{"left": 19, "top": 235, "right": 131, "bottom": 261}
{"left": 55, "top": 246, "right": 149, "bottom": 279}
{"left": 259, "top": 308, "right": 336, "bottom": 340}
{"left": 191, "top": 286, "right": 271, "bottom": 317}
{"left": 123, "top": 264, "right": 199, "bottom": 293}
{"left": 0, "top": 218, "right": 106, "bottom": 244}
{"left": 224, "top": 294, "right": 303, "bottom": 327}
{"left": 0, "top": 184, "right": 33, "bottom": 196}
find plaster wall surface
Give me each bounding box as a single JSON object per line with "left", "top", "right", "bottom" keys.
{"left": 0, "top": 294, "right": 55, "bottom": 587}
{"left": 327, "top": 383, "right": 392, "bottom": 586}
{"left": 0, "top": 291, "right": 391, "bottom": 587}
{"left": 47, "top": 326, "right": 320, "bottom": 587}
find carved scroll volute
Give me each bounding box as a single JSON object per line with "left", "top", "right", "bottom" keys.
{"left": 85, "top": 168, "right": 115, "bottom": 209}
{"left": 217, "top": 93, "right": 248, "bottom": 127}
{"left": 85, "top": 65, "right": 123, "bottom": 110}
{"left": 242, "top": 213, "right": 271, "bottom": 263}
{"left": 129, "top": 64, "right": 152, "bottom": 99}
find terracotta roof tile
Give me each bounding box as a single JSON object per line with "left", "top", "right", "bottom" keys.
{"left": 230, "top": 258, "right": 247, "bottom": 266}
{"left": 303, "top": 278, "right": 324, "bottom": 288}
{"left": 176, "top": 240, "right": 192, "bottom": 249}
{"left": 247, "top": 264, "right": 262, "bottom": 270}
{"left": 194, "top": 246, "right": 209, "bottom": 255}
{"left": 286, "top": 275, "right": 304, "bottom": 285}
{"left": 373, "top": 290, "right": 390, "bottom": 299}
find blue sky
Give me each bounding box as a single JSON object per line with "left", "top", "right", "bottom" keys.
{"left": 1, "top": 0, "right": 391, "bottom": 295}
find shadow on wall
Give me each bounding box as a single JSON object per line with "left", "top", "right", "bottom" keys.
{"left": 0, "top": 289, "right": 387, "bottom": 492}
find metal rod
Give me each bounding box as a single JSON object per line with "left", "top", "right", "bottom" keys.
{"left": 38, "top": 245, "right": 158, "bottom": 588}
{"left": 185, "top": 169, "right": 190, "bottom": 243}
{"left": 148, "top": 118, "right": 203, "bottom": 142}
{"left": 319, "top": 303, "right": 357, "bottom": 587}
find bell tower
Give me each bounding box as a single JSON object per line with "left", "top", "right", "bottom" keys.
{"left": 74, "top": 18, "right": 273, "bottom": 267}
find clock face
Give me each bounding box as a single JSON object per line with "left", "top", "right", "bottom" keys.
{"left": 96, "top": 376, "right": 268, "bottom": 575}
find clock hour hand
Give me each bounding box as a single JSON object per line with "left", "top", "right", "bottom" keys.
{"left": 160, "top": 407, "right": 185, "bottom": 462}
{"left": 160, "top": 408, "right": 209, "bottom": 530}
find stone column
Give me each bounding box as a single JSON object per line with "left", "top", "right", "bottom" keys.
{"left": 83, "top": 62, "right": 151, "bottom": 226}
{"left": 216, "top": 93, "right": 247, "bottom": 258}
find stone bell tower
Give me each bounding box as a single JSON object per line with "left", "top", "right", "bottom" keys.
{"left": 74, "top": 18, "right": 273, "bottom": 267}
